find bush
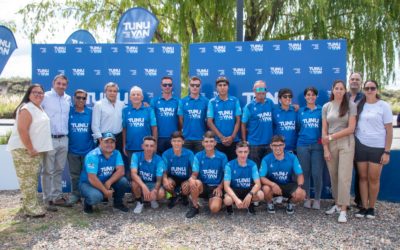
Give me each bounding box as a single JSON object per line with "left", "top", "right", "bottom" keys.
{"left": 0, "top": 94, "right": 23, "bottom": 119}
{"left": 0, "top": 130, "right": 12, "bottom": 145}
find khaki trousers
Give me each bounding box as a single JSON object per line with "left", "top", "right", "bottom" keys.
{"left": 326, "top": 135, "right": 355, "bottom": 206}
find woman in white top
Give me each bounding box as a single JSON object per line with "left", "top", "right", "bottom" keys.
{"left": 322, "top": 80, "right": 357, "bottom": 223}
{"left": 354, "top": 80, "right": 393, "bottom": 219}
{"left": 7, "top": 84, "right": 53, "bottom": 218}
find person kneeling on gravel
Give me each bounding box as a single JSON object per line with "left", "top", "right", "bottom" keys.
{"left": 186, "top": 131, "right": 228, "bottom": 218}
{"left": 79, "top": 132, "right": 130, "bottom": 214}
{"left": 131, "top": 136, "right": 166, "bottom": 214}
{"left": 260, "top": 135, "right": 306, "bottom": 215}
{"left": 223, "top": 141, "right": 264, "bottom": 215}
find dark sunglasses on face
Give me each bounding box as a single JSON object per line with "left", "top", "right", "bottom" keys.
{"left": 282, "top": 94, "right": 293, "bottom": 99}
{"left": 364, "top": 86, "right": 377, "bottom": 91}
{"left": 190, "top": 84, "right": 200, "bottom": 88}
{"left": 75, "top": 96, "right": 87, "bottom": 100}
{"left": 162, "top": 83, "right": 173, "bottom": 87}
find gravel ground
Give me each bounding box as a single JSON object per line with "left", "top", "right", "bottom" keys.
{"left": 0, "top": 190, "right": 399, "bottom": 249}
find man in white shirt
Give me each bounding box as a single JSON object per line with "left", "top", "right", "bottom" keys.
{"left": 41, "top": 74, "right": 71, "bottom": 210}
{"left": 92, "top": 82, "right": 126, "bottom": 169}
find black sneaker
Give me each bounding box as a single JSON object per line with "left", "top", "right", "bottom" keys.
{"left": 366, "top": 208, "right": 375, "bottom": 219}
{"left": 226, "top": 205, "right": 233, "bottom": 215}
{"left": 355, "top": 208, "right": 367, "bottom": 218}
{"left": 286, "top": 202, "right": 294, "bottom": 215}
{"left": 83, "top": 202, "right": 93, "bottom": 214}
{"left": 102, "top": 198, "right": 109, "bottom": 204}
{"left": 181, "top": 195, "right": 189, "bottom": 206}
{"left": 247, "top": 203, "right": 256, "bottom": 215}
{"left": 186, "top": 207, "right": 199, "bottom": 218}
{"left": 168, "top": 196, "right": 179, "bottom": 209}
{"left": 267, "top": 202, "right": 276, "bottom": 214}
{"left": 113, "top": 204, "right": 129, "bottom": 212}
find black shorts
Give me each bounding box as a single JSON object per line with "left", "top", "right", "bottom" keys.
{"left": 231, "top": 187, "right": 252, "bottom": 200}
{"left": 273, "top": 183, "right": 298, "bottom": 198}
{"left": 355, "top": 137, "right": 385, "bottom": 164}
{"left": 170, "top": 176, "right": 189, "bottom": 188}
{"left": 199, "top": 184, "right": 221, "bottom": 199}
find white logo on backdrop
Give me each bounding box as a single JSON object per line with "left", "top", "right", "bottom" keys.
{"left": 108, "top": 68, "right": 121, "bottom": 76}
{"left": 196, "top": 69, "right": 209, "bottom": 76}
{"left": 232, "top": 68, "right": 246, "bottom": 76}
{"left": 327, "top": 42, "right": 341, "bottom": 50}
{"left": 89, "top": 46, "right": 102, "bottom": 54}
{"left": 213, "top": 45, "right": 226, "bottom": 53}
{"left": 288, "top": 43, "right": 302, "bottom": 51}
{"left": 72, "top": 68, "right": 85, "bottom": 76}
{"left": 250, "top": 44, "right": 263, "bottom": 52}
{"left": 54, "top": 46, "right": 66, "bottom": 54}
{"left": 144, "top": 68, "right": 157, "bottom": 76}
{"left": 125, "top": 46, "right": 139, "bottom": 54}
{"left": 37, "top": 68, "right": 49, "bottom": 76}
{"left": 270, "top": 67, "right": 284, "bottom": 75}
{"left": 122, "top": 21, "right": 151, "bottom": 39}
{"left": 162, "top": 46, "right": 174, "bottom": 54}
{"left": 309, "top": 66, "right": 323, "bottom": 74}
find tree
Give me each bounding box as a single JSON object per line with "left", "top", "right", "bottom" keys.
{"left": 18, "top": 0, "right": 400, "bottom": 93}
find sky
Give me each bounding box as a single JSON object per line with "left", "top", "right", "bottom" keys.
{"left": 0, "top": 0, "right": 399, "bottom": 89}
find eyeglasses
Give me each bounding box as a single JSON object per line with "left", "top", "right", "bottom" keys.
{"left": 364, "top": 86, "right": 377, "bottom": 91}
{"left": 162, "top": 83, "right": 173, "bottom": 87}
{"left": 217, "top": 83, "right": 228, "bottom": 87}
{"left": 31, "top": 91, "right": 44, "bottom": 96}
{"left": 271, "top": 144, "right": 285, "bottom": 148}
{"left": 75, "top": 96, "right": 87, "bottom": 101}
{"left": 190, "top": 84, "right": 200, "bottom": 88}
{"left": 282, "top": 94, "right": 293, "bottom": 99}
{"left": 255, "top": 87, "right": 266, "bottom": 93}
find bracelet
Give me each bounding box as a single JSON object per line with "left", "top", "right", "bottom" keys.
{"left": 248, "top": 191, "right": 254, "bottom": 197}
{"left": 384, "top": 151, "right": 390, "bottom": 155}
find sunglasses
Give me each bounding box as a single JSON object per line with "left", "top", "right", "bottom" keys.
{"left": 162, "top": 83, "right": 173, "bottom": 87}
{"left": 190, "top": 84, "right": 200, "bottom": 88}
{"left": 282, "top": 94, "right": 293, "bottom": 99}
{"left": 75, "top": 96, "right": 87, "bottom": 100}
{"left": 364, "top": 86, "right": 377, "bottom": 91}
{"left": 255, "top": 87, "right": 266, "bottom": 93}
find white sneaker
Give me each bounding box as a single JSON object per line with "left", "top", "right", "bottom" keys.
{"left": 325, "top": 205, "right": 340, "bottom": 215}
{"left": 133, "top": 202, "right": 144, "bottom": 214}
{"left": 253, "top": 201, "right": 260, "bottom": 207}
{"left": 303, "top": 199, "right": 311, "bottom": 209}
{"left": 273, "top": 196, "right": 283, "bottom": 204}
{"left": 312, "top": 200, "right": 321, "bottom": 210}
{"left": 150, "top": 200, "right": 159, "bottom": 209}
{"left": 338, "top": 211, "right": 347, "bottom": 223}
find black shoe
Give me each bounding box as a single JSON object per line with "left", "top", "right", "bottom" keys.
{"left": 102, "top": 198, "right": 109, "bottom": 204}
{"left": 186, "top": 207, "right": 199, "bottom": 218}
{"left": 168, "top": 196, "right": 179, "bottom": 209}
{"left": 46, "top": 201, "right": 58, "bottom": 212}
{"left": 113, "top": 204, "right": 129, "bottom": 212}
{"left": 286, "top": 202, "right": 294, "bottom": 215}
{"left": 355, "top": 208, "right": 367, "bottom": 218}
{"left": 226, "top": 205, "right": 233, "bottom": 215}
{"left": 83, "top": 202, "right": 93, "bottom": 214}
{"left": 247, "top": 203, "right": 256, "bottom": 215}
{"left": 366, "top": 208, "right": 375, "bottom": 219}
{"left": 181, "top": 196, "right": 189, "bottom": 206}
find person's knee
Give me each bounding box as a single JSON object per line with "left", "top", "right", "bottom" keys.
{"left": 209, "top": 200, "right": 222, "bottom": 213}
{"left": 224, "top": 194, "right": 233, "bottom": 205}
{"left": 182, "top": 181, "right": 190, "bottom": 195}
{"left": 84, "top": 190, "right": 103, "bottom": 205}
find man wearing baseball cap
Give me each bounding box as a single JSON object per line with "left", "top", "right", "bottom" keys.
{"left": 79, "top": 132, "right": 130, "bottom": 214}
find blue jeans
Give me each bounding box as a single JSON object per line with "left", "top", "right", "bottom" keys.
{"left": 297, "top": 143, "right": 324, "bottom": 199}
{"left": 79, "top": 177, "right": 129, "bottom": 206}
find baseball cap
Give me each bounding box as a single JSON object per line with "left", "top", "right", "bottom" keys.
{"left": 101, "top": 132, "right": 116, "bottom": 141}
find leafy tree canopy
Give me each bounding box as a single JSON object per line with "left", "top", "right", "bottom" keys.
{"left": 18, "top": 0, "right": 400, "bottom": 92}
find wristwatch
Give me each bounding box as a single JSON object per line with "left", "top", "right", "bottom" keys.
{"left": 249, "top": 191, "right": 255, "bottom": 197}
{"left": 384, "top": 151, "right": 390, "bottom": 155}
{"left": 298, "top": 184, "right": 304, "bottom": 189}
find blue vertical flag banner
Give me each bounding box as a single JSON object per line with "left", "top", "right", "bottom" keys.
{"left": 0, "top": 25, "right": 18, "bottom": 76}
{"left": 115, "top": 7, "right": 159, "bottom": 44}
{"left": 65, "top": 29, "right": 97, "bottom": 44}
{"left": 32, "top": 43, "right": 180, "bottom": 192}
{"left": 189, "top": 40, "right": 346, "bottom": 107}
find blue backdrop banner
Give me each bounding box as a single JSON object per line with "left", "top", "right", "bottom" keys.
{"left": 115, "top": 7, "right": 159, "bottom": 44}
{"left": 0, "top": 25, "right": 18, "bottom": 76}
{"left": 32, "top": 43, "right": 181, "bottom": 192}
{"left": 189, "top": 40, "right": 347, "bottom": 107}
{"left": 65, "top": 29, "right": 97, "bottom": 44}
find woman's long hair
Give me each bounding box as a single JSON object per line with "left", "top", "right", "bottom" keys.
{"left": 357, "top": 80, "right": 380, "bottom": 121}
{"left": 329, "top": 80, "right": 349, "bottom": 117}
{"left": 13, "top": 84, "right": 45, "bottom": 118}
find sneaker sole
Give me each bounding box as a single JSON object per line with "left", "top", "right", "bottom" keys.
{"left": 267, "top": 210, "right": 276, "bottom": 214}
{"left": 366, "top": 215, "right": 375, "bottom": 219}
{"left": 355, "top": 214, "right": 365, "bottom": 218}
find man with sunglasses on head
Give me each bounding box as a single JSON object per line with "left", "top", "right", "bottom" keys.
{"left": 346, "top": 72, "right": 364, "bottom": 209}
{"left": 207, "top": 76, "right": 242, "bottom": 161}
{"left": 260, "top": 135, "right": 305, "bottom": 215}
{"left": 41, "top": 74, "right": 71, "bottom": 210}
{"left": 178, "top": 76, "right": 209, "bottom": 154}
{"left": 151, "top": 76, "right": 181, "bottom": 154}
{"left": 66, "top": 89, "right": 95, "bottom": 206}
{"left": 241, "top": 80, "right": 274, "bottom": 167}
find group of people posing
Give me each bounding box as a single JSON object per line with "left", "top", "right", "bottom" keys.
{"left": 7, "top": 72, "right": 392, "bottom": 223}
